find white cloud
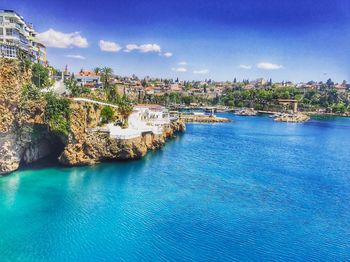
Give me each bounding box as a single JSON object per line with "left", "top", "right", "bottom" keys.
{"left": 257, "top": 62, "right": 283, "bottom": 70}
{"left": 163, "top": 52, "right": 173, "bottom": 57}
{"left": 99, "top": 40, "right": 122, "bottom": 52}
{"left": 125, "top": 43, "right": 161, "bottom": 53}
{"left": 178, "top": 61, "right": 187, "bottom": 66}
{"left": 239, "top": 64, "right": 252, "bottom": 69}
{"left": 37, "top": 28, "right": 88, "bottom": 48}
{"left": 172, "top": 67, "right": 187, "bottom": 72}
{"left": 193, "top": 69, "right": 209, "bottom": 74}
{"left": 65, "top": 54, "right": 86, "bottom": 60}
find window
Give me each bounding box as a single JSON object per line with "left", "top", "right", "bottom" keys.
{"left": 19, "top": 33, "right": 27, "bottom": 44}
{"left": 0, "top": 28, "right": 3, "bottom": 36}
{"left": 6, "top": 28, "right": 12, "bottom": 36}
{"left": 0, "top": 16, "right": 3, "bottom": 23}
{"left": 0, "top": 44, "right": 17, "bottom": 58}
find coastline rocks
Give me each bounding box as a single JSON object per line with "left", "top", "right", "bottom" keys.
{"left": 235, "top": 108, "right": 257, "bottom": 116}
{"left": 59, "top": 121, "right": 185, "bottom": 166}
{"left": 180, "top": 115, "right": 230, "bottom": 123}
{"left": 274, "top": 113, "right": 310, "bottom": 123}
{"left": 0, "top": 59, "right": 57, "bottom": 175}
{"left": 0, "top": 134, "right": 22, "bottom": 174}
{"left": 0, "top": 126, "right": 62, "bottom": 175}
{"left": 0, "top": 58, "right": 185, "bottom": 174}
{"left": 59, "top": 100, "right": 185, "bottom": 166}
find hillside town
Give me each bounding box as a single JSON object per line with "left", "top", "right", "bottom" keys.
{"left": 1, "top": 8, "right": 350, "bottom": 117}
{"left": 55, "top": 66, "right": 350, "bottom": 115}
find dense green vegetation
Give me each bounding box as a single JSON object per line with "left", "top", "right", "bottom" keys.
{"left": 221, "top": 86, "right": 349, "bottom": 113}
{"left": 21, "top": 61, "right": 53, "bottom": 101}
{"left": 65, "top": 78, "right": 91, "bottom": 96}
{"left": 31, "top": 63, "right": 53, "bottom": 88}
{"left": 92, "top": 68, "right": 134, "bottom": 127}
{"left": 22, "top": 83, "right": 42, "bottom": 101}
{"left": 44, "top": 92, "right": 71, "bottom": 136}
{"left": 144, "top": 92, "right": 208, "bottom": 106}
{"left": 144, "top": 84, "right": 349, "bottom": 113}
{"left": 100, "top": 106, "right": 115, "bottom": 124}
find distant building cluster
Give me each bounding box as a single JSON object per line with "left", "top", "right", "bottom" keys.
{"left": 0, "top": 9, "right": 46, "bottom": 65}
{"left": 61, "top": 65, "right": 349, "bottom": 101}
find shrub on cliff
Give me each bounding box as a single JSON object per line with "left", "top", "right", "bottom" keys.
{"left": 44, "top": 92, "right": 71, "bottom": 136}
{"left": 65, "top": 78, "right": 91, "bottom": 97}
{"left": 100, "top": 106, "right": 114, "bottom": 124}
{"left": 32, "top": 63, "right": 52, "bottom": 88}
{"left": 22, "top": 83, "right": 42, "bottom": 101}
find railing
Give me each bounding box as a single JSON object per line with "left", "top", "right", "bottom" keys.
{"left": 73, "top": 98, "right": 119, "bottom": 108}
{"left": 86, "top": 127, "right": 109, "bottom": 133}
{"left": 110, "top": 133, "right": 141, "bottom": 140}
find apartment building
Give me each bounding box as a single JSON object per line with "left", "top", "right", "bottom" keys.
{"left": 0, "top": 9, "right": 46, "bottom": 64}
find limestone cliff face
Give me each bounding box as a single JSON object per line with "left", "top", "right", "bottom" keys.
{"left": 0, "top": 58, "right": 185, "bottom": 174}
{"left": 0, "top": 59, "right": 57, "bottom": 175}
{"left": 59, "top": 100, "right": 185, "bottom": 166}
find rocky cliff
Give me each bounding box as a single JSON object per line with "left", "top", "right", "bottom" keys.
{"left": 59, "top": 100, "right": 185, "bottom": 166}
{"left": 0, "top": 60, "right": 185, "bottom": 175}
{"left": 0, "top": 59, "right": 60, "bottom": 175}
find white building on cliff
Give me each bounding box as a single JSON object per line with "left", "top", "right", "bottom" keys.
{"left": 0, "top": 9, "right": 46, "bottom": 64}
{"left": 108, "top": 104, "right": 170, "bottom": 139}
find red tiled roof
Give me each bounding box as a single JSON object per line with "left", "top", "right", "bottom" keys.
{"left": 78, "top": 71, "right": 97, "bottom": 77}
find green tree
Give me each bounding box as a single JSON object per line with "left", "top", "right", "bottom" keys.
{"left": 100, "top": 106, "right": 115, "bottom": 124}
{"left": 93, "top": 67, "right": 101, "bottom": 75}
{"left": 65, "top": 78, "right": 90, "bottom": 97}
{"left": 44, "top": 92, "right": 71, "bottom": 136}
{"left": 107, "top": 86, "right": 122, "bottom": 104}
{"left": 141, "top": 79, "right": 147, "bottom": 87}
{"left": 100, "top": 67, "right": 114, "bottom": 99}
{"left": 32, "top": 63, "right": 51, "bottom": 88}
{"left": 22, "top": 83, "right": 41, "bottom": 101}
{"left": 326, "top": 78, "right": 334, "bottom": 88}
{"left": 118, "top": 102, "right": 133, "bottom": 128}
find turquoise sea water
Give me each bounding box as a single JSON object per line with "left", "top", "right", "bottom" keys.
{"left": 1, "top": 114, "right": 350, "bottom": 261}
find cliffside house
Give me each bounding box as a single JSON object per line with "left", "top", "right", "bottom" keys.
{"left": 133, "top": 104, "right": 170, "bottom": 127}
{"left": 144, "top": 86, "right": 155, "bottom": 95}
{"left": 75, "top": 71, "right": 101, "bottom": 88}
{"left": 107, "top": 104, "right": 170, "bottom": 139}
{"left": 335, "top": 84, "right": 348, "bottom": 93}
{"left": 0, "top": 9, "right": 46, "bottom": 64}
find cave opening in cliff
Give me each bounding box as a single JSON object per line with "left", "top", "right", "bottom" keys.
{"left": 19, "top": 134, "right": 66, "bottom": 170}
{"left": 49, "top": 135, "right": 66, "bottom": 161}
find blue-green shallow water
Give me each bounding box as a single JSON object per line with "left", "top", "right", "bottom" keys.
{"left": 1, "top": 114, "right": 350, "bottom": 261}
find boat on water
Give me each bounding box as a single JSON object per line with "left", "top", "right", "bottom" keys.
{"left": 193, "top": 112, "right": 205, "bottom": 116}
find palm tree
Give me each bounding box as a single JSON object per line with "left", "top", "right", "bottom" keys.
{"left": 118, "top": 101, "right": 133, "bottom": 128}
{"left": 100, "top": 67, "right": 113, "bottom": 99}
{"left": 93, "top": 67, "right": 101, "bottom": 75}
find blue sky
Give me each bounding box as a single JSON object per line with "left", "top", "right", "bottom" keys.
{"left": 3, "top": 0, "right": 350, "bottom": 82}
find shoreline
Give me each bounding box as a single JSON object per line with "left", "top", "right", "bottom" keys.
{"left": 1, "top": 120, "right": 186, "bottom": 177}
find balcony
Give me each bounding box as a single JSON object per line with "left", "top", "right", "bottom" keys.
{"left": 0, "top": 22, "right": 25, "bottom": 32}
